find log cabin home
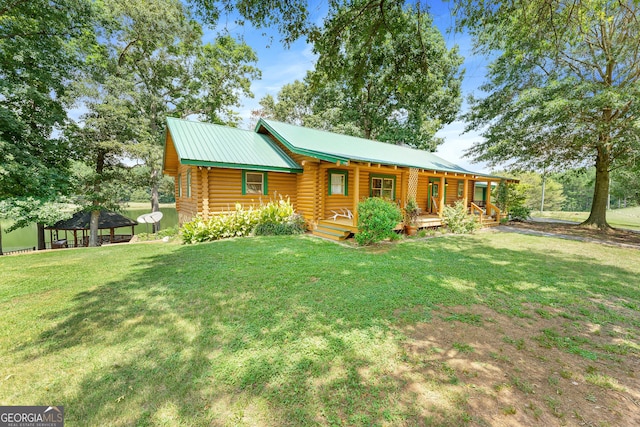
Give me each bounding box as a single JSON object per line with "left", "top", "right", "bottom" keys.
{"left": 163, "top": 117, "right": 506, "bottom": 240}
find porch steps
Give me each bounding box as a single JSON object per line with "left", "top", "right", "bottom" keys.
{"left": 312, "top": 222, "right": 353, "bottom": 241}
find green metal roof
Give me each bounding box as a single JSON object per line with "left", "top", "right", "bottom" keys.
{"left": 257, "top": 119, "right": 501, "bottom": 178}
{"left": 166, "top": 117, "right": 302, "bottom": 173}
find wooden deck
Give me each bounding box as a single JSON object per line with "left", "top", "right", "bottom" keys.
{"left": 311, "top": 214, "right": 444, "bottom": 241}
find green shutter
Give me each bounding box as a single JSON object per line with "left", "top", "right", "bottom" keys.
{"left": 242, "top": 170, "right": 268, "bottom": 195}
{"left": 263, "top": 172, "right": 268, "bottom": 195}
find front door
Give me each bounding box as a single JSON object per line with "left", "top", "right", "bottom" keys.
{"left": 429, "top": 182, "right": 439, "bottom": 214}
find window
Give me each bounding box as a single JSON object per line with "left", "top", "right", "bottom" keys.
{"left": 242, "top": 171, "right": 268, "bottom": 195}
{"left": 457, "top": 180, "right": 464, "bottom": 198}
{"left": 328, "top": 170, "right": 348, "bottom": 195}
{"left": 186, "top": 169, "right": 192, "bottom": 198}
{"left": 370, "top": 175, "right": 395, "bottom": 199}
{"left": 177, "top": 173, "right": 182, "bottom": 198}
{"left": 432, "top": 183, "right": 439, "bottom": 198}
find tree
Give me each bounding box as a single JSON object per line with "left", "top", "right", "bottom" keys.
{"left": 309, "top": 2, "right": 463, "bottom": 149}
{"left": 553, "top": 168, "right": 595, "bottom": 212}
{"left": 255, "top": 80, "right": 313, "bottom": 126}
{"left": 457, "top": 0, "right": 640, "bottom": 230}
{"left": 493, "top": 179, "right": 527, "bottom": 215}
{"left": 253, "top": 3, "right": 463, "bottom": 150}
{"left": 0, "top": 0, "right": 95, "bottom": 248}
{"left": 71, "top": 0, "right": 259, "bottom": 243}
{"left": 517, "top": 172, "right": 565, "bottom": 212}
{"left": 610, "top": 166, "right": 640, "bottom": 208}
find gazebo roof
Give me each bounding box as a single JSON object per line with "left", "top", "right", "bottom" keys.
{"left": 46, "top": 210, "right": 138, "bottom": 231}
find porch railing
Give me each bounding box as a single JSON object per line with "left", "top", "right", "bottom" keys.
{"left": 486, "top": 202, "right": 501, "bottom": 220}
{"left": 470, "top": 202, "right": 484, "bottom": 223}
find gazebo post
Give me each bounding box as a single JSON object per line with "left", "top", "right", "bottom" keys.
{"left": 110, "top": 227, "right": 114, "bottom": 243}
{"left": 49, "top": 229, "right": 53, "bottom": 249}
{"left": 74, "top": 230, "right": 78, "bottom": 248}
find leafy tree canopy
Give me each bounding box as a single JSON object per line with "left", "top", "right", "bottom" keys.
{"left": 456, "top": 0, "right": 640, "bottom": 229}
{"left": 71, "top": 0, "right": 260, "bottom": 218}
{"left": 253, "top": 2, "right": 463, "bottom": 150}
{"left": 0, "top": 0, "right": 94, "bottom": 212}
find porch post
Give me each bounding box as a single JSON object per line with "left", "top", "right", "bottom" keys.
{"left": 439, "top": 175, "right": 445, "bottom": 218}
{"left": 319, "top": 167, "right": 326, "bottom": 221}
{"left": 463, "top": 178, "right": 469, "bottom": 209}
{"left": 353, "top": 165, "right": 360, "bottom": 225}
{"left": 201, "top": 168, "right": 209, "bottom": 219}
{"left": 486, "top": 180, "right": 492, "bottom": 215}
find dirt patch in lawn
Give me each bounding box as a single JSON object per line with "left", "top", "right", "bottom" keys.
{"left": 397, "top": 304, "right": 640, "bottom": 426}
{"left": 506, "top": 221, "right": 640, "bottom": 247}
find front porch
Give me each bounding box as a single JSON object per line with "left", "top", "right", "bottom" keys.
{"left": 312, "top": 214, "right": 444, "bottom": 241}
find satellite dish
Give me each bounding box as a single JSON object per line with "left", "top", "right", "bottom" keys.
{"left": 136, "top": 212, "right": 163, "bottom": 224}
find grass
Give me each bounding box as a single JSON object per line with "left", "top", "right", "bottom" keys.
{"left": 1, "top": 232, "right": 640, "bottom": 425}
{"left": 534, "top": 205, "right": 640, "bottom": 230}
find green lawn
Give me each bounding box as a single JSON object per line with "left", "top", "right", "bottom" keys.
{"left": 1, "top": 233, "right": 639, "bottom": 425}
{"left": 534, "top": 205, "right": 640, "bottom": 230}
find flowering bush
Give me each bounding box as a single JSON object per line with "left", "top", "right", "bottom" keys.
{"left": 442, "top": 200, "right": 479, "bottom": 234}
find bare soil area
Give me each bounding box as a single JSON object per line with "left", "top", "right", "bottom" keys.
{"left": 399, "top": 304, "right": 640, "bottom": 426}
{"left": 506, "top": 221, "right": 640, "bottom": 248}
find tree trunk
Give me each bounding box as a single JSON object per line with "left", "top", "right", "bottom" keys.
{"left": 37, "top": 223, "right": 45, "bottom": 250}
{"left": 0, "top": 223, "right": 3, "bottom": 256}
{"left": 89, "top": 209, "right": 100, "bottom": 247}
{"left": 581, "top": 146, "right": 611, "bottom": 230}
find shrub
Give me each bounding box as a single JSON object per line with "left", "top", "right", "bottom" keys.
{"left": 355, "top": 197, "right": 402, "bottom": 245}
{"left": 494, "top": 180, "right": 530, "bottom": 221}
{"left": 136, "top": 226, "right": 179, "bottom": 241}
{"left": 404, "top": 197, "right": 420, "bottom": 226}
{"left": 509, "top": 205, "right": 531, "bottom": 221}
{"left": 254, "top": 213, "right": 306, "bottom": 236}
{"left": 180, "top": 198, "right": 305, "bottom": 243}
{"left": 442, "top": 200, "right": 479, "bottom": 234}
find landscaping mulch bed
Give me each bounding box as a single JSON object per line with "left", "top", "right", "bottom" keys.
{"left": 506, "top": 221, "right": 640, "bottom": 247}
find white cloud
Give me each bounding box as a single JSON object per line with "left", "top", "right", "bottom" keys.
{"left": 435, "top": 120, "right": 490, "bottom": 174}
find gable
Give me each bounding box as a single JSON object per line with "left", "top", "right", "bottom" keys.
{"left": 163, "top": 117, "right": 302, "bottom": 174}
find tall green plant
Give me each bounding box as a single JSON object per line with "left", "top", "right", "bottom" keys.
{"left": 181, "top": 198, "right": 303, "bottom": 243}
{"left": 494, "top": 180, "right": 527, "bottom": 215}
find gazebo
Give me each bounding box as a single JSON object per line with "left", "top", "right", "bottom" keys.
{"left": 46, "top": 210, "right": 138, "bottom": 249}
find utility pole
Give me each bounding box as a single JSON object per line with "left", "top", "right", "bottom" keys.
{"left": 540, "top": 167, "right": 546, "bottom": 213}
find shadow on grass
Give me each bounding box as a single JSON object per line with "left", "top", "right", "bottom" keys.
{"left": 18, "top": 234, "right": 640, "bottom": 425}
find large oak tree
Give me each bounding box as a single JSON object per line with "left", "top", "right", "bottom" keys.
{"left": 456, "top": 0, "right": 640, "bottom": 229}
{"left": 252, "top": 2, "right": 463, "bottom": 151}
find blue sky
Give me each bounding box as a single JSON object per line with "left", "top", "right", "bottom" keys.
{"left": 205, "top": 0, "right": 492, "bottom": 173}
